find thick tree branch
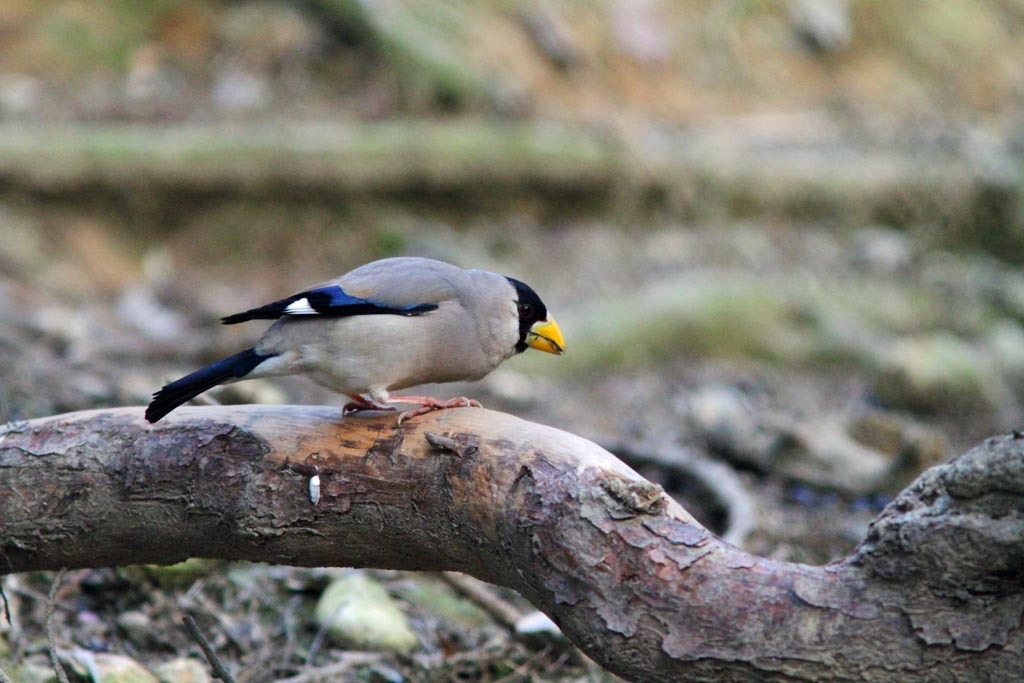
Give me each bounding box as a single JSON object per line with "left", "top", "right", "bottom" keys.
{"left": 1, "top": 407, "right": 1021, "bottom": 682}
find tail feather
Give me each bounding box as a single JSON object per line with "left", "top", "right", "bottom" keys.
{"left": 145, "top": 348, "right": 269, "bottom": 423}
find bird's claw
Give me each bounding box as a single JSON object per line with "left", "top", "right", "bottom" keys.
{"left": 395, "top": 396, "right": 482, "bottom": 426}
{"left": 342, "top": 395, "right": 398, "bottom": 416}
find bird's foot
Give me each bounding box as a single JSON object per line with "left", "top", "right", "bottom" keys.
{"left": 342, "top": 394, "right": 398, "bottom": 416}
{"left": 389, "top": 395, "right": 483, "bottom": 426}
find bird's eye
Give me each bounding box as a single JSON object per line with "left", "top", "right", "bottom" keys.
{"left": 518, "top": 302, "right": 533, "bottom": 318}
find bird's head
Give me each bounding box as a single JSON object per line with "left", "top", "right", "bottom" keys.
{"left": 506, "top": 277, "right": 565, "bottom": 356}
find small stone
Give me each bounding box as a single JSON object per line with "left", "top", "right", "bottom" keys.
{"left": 116, "top": 610, "right": 158, "bottom": 650}
{"left": 686, "top": 384, "right": 779, "bottom": 470}
{"left": 7, "top": 655, "right": 56, "bottom": 683}
{"left": 788, "top": 0, "right": 852, "bottom": 54}
{"left": 68, "top": 651, "right": 159, "bottom": 683}
{"left": 0, "top": 73, "right": 42, "bottom": 117}
{"left": 116, "top": 287, "right": 187, "bottom": 342}
{"left": 212, "top": 68, "right": 271, "bottom": 112}
{"left": 850, "top": 227, "right": 914, "bottom": 273}
{"left": 985, "top": 320, "right": 1024, "bottom": 376}
{"left": 847, "top": 410, "right": 947, "bottom": 484}
{"left": 611, "top": 0, "right": 671, "bottom": 64}
{"left": 773, "top": 417, "right": 893, "bottom": 495}
{"left": 874, "top": 333, "right": 998, "bottom": 414}
{"left": 515, "top": 611, "right": 563, "bottom": 639}
{"left": 153, "top": 658, "right": 212, "bottom": 683}
{"left": 315, "top": 572, "right": 418, "bottom": 653}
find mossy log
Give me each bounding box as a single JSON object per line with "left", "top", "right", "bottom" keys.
{"left": 1, "top": 406, "right": 1022, "bottom": 681}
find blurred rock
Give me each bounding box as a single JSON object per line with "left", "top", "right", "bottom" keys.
{"left": 846, "top": 410, "right": 947, "bottom": 485}
{"left": 0, "top": 73, "right": 42, "bottom": 118}
{"left": 956, "top": 128, "right": 1024, "bottom": 261}
{"left": 219, "top": 1, "right": 327, "bottom": 69}
{"left": 986, "top": 320, "right": 1024, "bottom": 377}
{"left": 5, "top": 655, "right": 55, "bottom": 683}
{"left": 993, "top": 271, "right": 1024, "bottom": 323}
{"left": 983, "top": 320, "right": 1024, "bottom": 408}
{"left": 850, "top": 227, "right": 914, "bottom": 273}
{"left": 29, "top": 305, "right": 88, "bottom": 353}
{"left": 68, "top": 651, "right": 158, "bottom": 683}
{"left": 686, "top": 384, "right": 780, "bottom": 471}
{"left": 212, "top": 68, "right": 271, "bottom": 112}
{"left": 611, "top": 0, "right": 671, "bottom": 64}
{"left": 688, "top": 385, "right": 945, "bottom": 494}
{"left": 154, "top": 658, "right": 212, "bottom": 683}
{"left": 117, "top": 286, "right": 187, "bottom": 342}
{"left": 788, "top": 0, "right": 852, "bottom": 54}
{"left": 773, "top": 417, "right": 896, "bottom": 495}
{"left": 874, "top": 333, "right": 999, "bottom": 414}
{"left": 0, "top": 204, "right": 45, "bottom": 268}
{"left": 315, "top": 571, "right": 418, "bottom": 653}
{"left": 116, "top": 610, "right": 160, "bottom": 650}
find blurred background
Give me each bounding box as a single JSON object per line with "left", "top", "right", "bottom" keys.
{"left": 2, "top": 1, "right": 1024, "bottom": 681}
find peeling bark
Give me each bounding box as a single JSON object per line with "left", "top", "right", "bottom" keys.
{"left": 1, "top": 406, "right": 1022, "bottom": 682}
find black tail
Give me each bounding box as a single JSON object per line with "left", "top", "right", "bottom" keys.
{"left": 145, "top": 348, "right": 269, "bottom": 423}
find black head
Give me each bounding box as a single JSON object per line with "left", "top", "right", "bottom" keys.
{"left": 506, "top": 277, "right": 548, "bottom": 353}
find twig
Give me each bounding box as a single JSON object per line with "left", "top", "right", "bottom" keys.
{"left": 305, "top": 614, "right": 331, "bottom": 666}
{"left": 275, "top": 653, "right": 385, "bottom": 683}
{"left": 46, "top": 569, "right": 70, "bottom": 683}
{"left": 439, "top": 572, "right": 522, "bottom": 629}
{"left": 183, "top": 614, "right": 236, "bottom": 683}
{"left": 0, "top": 579, "right": 10, "bottom": 625}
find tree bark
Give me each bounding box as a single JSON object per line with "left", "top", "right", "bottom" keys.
{"left": 1, "top": 406, "right": 1022, "bottom": 682}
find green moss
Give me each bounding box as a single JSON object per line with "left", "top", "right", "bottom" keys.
{"left": 874, "top": 333, "right": 999, "bottom": 413}
{"left": 0, "top": 121, "right": 616, "bottom": 194}
{"left": 3, "top": 658, "right": 58, "bottom": 683}
{"left": 392, "top": 578, "right": 492, "bottom": 628}
{"left": 554, "top": 277, "right": 801, "bottom": 371}
{"left": 141, "top": 558, "right": 221, "bottom": 589}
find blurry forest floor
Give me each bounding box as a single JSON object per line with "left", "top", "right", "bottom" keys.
{"left": 3, "top": 1, "right": 1024, "bottom": 681}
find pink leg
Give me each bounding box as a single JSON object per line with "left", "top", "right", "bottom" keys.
{"left": 342, "top": 394, "right": 397, "bottom": 415}
{"left": 387, "top": 395, "right": 483, "bottom": 425}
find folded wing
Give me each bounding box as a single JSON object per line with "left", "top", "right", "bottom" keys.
{"left": 221, "top": 285, "right": 438, "bottom": 324}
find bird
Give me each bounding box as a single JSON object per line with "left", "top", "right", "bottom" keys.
{"left": 144, "top": 257, "right": 565, "bottom": 424}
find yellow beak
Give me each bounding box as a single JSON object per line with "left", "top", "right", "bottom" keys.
{"left": 526, "top": 316, "right": 566, "bottom": 355}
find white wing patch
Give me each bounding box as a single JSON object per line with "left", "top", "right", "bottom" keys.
{"left": 284, "top": 298, "right": 317, "bottom": 315}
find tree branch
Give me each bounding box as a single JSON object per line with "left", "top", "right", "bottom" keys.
{"left": 1, "top": 407, "right": 1021, "bottom": 682}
